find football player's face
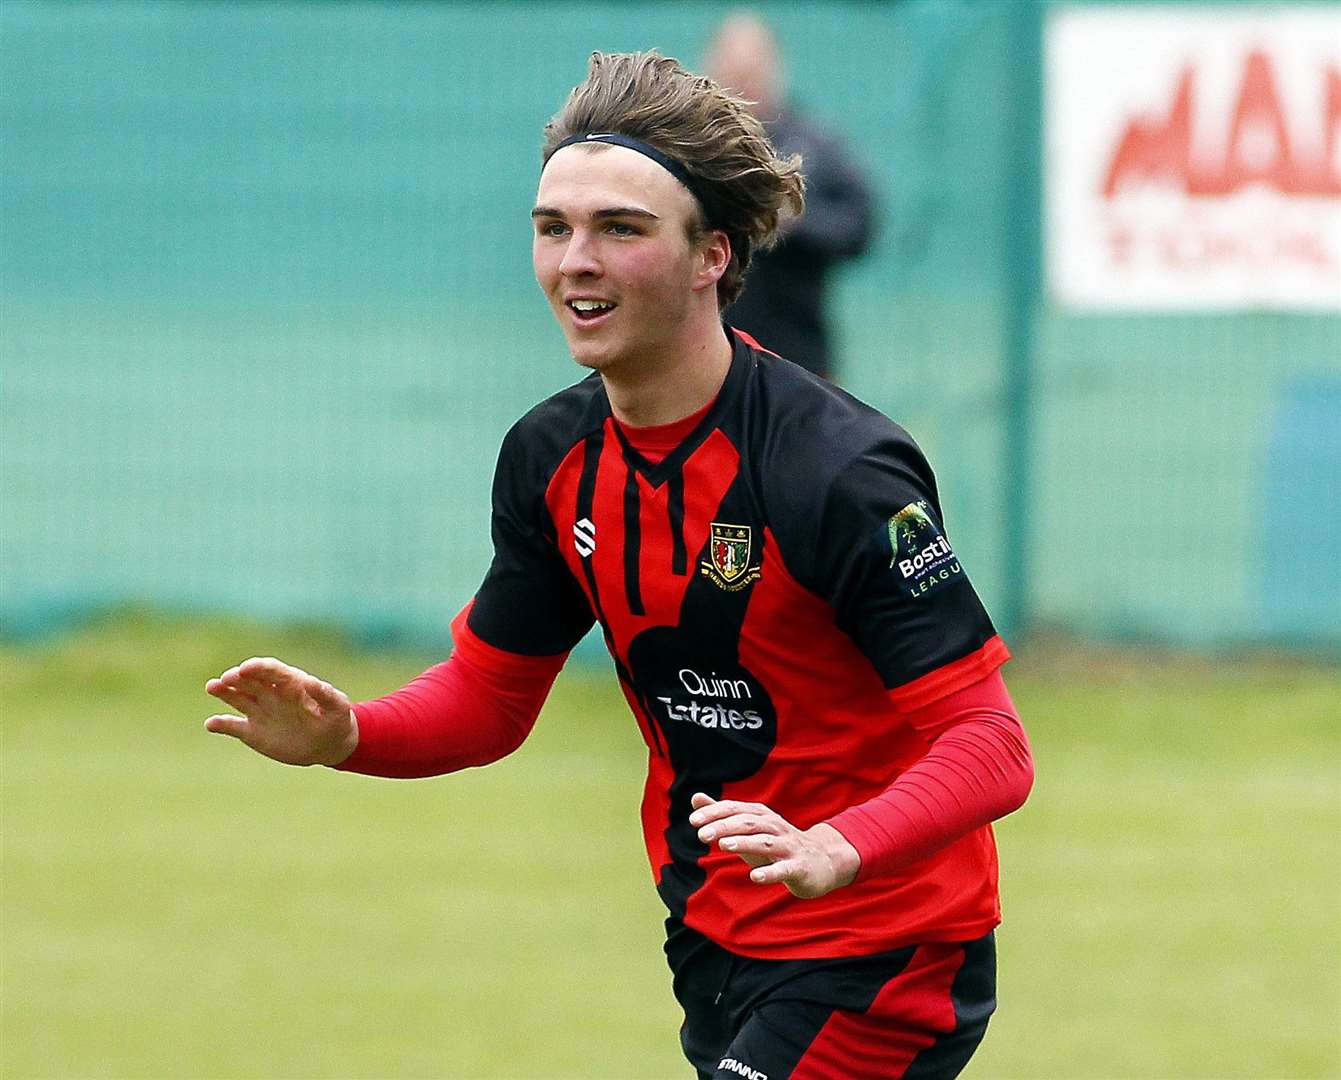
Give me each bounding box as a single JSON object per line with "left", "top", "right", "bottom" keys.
{"left": 532, "top": 144, "right": 715, "bottom": 376}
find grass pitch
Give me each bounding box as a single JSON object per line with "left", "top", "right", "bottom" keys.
{"left": 2, "top": 613, "right": 1338, "bottom": 1078}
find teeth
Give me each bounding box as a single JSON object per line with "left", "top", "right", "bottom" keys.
{"left": 571, "top": 299, "right": 613, "bottom": 312}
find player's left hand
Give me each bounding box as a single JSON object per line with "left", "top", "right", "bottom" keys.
{"left": 689, "top": 792, "right": 861, "bottom": 899}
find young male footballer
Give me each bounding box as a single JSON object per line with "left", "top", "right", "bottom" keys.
{"left": 205, "top": 51, "right": 1034, "bottom": 1079}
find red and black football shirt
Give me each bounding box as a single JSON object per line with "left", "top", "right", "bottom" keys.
{"left": 468, "top": 329, "right": 1010, "bottom": 959}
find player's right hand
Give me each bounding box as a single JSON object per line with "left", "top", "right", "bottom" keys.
{"left": 204, "top": 657, "right": 358, "bottom": 767}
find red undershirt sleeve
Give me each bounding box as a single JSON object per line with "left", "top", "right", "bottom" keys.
{"left": 825, "top": 670, "right": 1034, "bottom": 881}
{"left": 333, "top": 603, "right": 565, "bottom": 779}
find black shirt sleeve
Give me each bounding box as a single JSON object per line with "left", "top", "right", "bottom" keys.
{"left": 818, "top": 437, "right": 997, "bottom": 689}
{"left": 768, "top": 413, "right": 998, "bottom": 693}
{"left": 467, "top": 420, "right": 595, "bottom": 656}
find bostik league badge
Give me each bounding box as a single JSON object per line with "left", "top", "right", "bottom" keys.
{"left": 887, "top": 500, "right": 963, "bottom": 599}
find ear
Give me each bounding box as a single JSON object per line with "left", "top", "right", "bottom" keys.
{"left": 691, "top": 229, "right": 732, "bottom": 294}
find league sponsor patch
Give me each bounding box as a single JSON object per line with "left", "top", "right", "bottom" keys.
{"left": 887, "top": 500, "right": 963, "bottom": 598}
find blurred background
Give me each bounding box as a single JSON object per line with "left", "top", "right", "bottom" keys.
{"left": 2, "top": 1, "right": 1338, "bottom": 1078}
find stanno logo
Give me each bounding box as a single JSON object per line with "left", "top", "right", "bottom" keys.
{"left": 887, "top": 500, "right": 963, "bottom": 599}
{"left": 700, "top": 522, "right": 762, "bottom": 592}
{"left": 574, "top": 517, "right": 596, "bottom": 558}
{"left": 718, "top": 1058, "right": 768, "bottom": 1080}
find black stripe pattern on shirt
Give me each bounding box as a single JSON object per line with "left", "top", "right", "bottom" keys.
{"left": 668, "top": 469, "right": 687, "bottom": 576}
{"left": 575, "top": 426, "right": 665, "bottom": 758}
{"left": 622, "top": 457, "right": 645, "bottom": 616}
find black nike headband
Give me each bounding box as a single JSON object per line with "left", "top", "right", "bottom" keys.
{"left": 549, "top": 131, "right": 732, "bottom": 237}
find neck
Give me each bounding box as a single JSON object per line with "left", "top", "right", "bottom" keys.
{"left": 603, "top": 322, "right": 733, "bottom": 428}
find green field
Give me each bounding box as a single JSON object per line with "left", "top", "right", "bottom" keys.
{"left": 3, "top": 613, "right": 1338, "bottom": 1079}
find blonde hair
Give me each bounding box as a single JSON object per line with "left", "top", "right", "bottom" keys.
{"left": 542, "top": 50, "right": 805, "bottom": 307}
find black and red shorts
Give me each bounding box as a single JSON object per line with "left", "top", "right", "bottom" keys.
{"left": 665, "top": 919, "right": 996, "bottom": 1080}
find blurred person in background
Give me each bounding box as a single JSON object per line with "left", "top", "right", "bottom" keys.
{"left": 204, "top": 50, "right": 1030, "bottom": 1079}
{"left": 707, "top": 10, "right": 875, "bottom": 381}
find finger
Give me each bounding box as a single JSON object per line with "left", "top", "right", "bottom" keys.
{"left": 719, "top": 833, "right": 787, "bottom": 859}
{"left": 205, "top": 677, "right": 257, "bottom": 703}
{"left": 226, "top": 674, "right": 298, "bottom": 702}
{"left": 210, "top": 668, "right": 276, "bottom": 696}
{"left": 210, "top": 666, "right": 246, "bottom": 687}
{"left": 239, "top": 661, "right": 336, "bottom": 710}
{"left": 690, "top": 792, "right": 716, "bottom": 811}
{"left": 204, "top": 714, "right": 251, "bottom": 740}
{"left": 689, "top": 799, "right": 764, "bottom": 828}
{"left": 305, "top": 678, "right": 347, "bottom": 710}
{"left": 749, "top": 858, "right": 804, "bottom": 886}
{"left": 216, "top": 656, "right": 292, "bottom": 680}
{"left": 225, "top": 670, "right": 311, "bottom": 703}
{"left": 698, "top": 812, "right": 781, "bottom": 844}
{"left": 239, "top": 656, "right": 309, "bottom": 685}
{"left": 209, "top": 684, "right": 260, "bottom": 713}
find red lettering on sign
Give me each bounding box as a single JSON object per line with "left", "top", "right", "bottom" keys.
{"left": 1104, "top": 49, "right": 1341, "bottom": 198}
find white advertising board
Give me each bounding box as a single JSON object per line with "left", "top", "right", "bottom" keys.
{"left": 1047, "top": 6, "right": 1341, "bottom": 311}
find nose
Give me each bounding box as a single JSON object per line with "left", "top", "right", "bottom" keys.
{"left": 558, "top": 230, "right": 601, "bottom": 278}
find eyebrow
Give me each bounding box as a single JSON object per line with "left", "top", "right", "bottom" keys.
{"left": 531, "top": 206, "right": 661, "bottom": 222}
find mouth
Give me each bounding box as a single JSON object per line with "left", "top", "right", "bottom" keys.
{"left": 566, "top": 298, "right": 617, "bottom": 327}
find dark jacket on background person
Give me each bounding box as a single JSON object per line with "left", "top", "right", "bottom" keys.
{"left": 724, "top": 107, "right": 875, "bottom": 379}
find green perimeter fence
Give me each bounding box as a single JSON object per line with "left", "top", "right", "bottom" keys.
{"left": 3, "top": 1, "right": 1339, "bottom": 653}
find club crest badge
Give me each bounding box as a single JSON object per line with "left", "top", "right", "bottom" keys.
{"left": 701, "top": 522, "right": 762, "bottom": 592}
